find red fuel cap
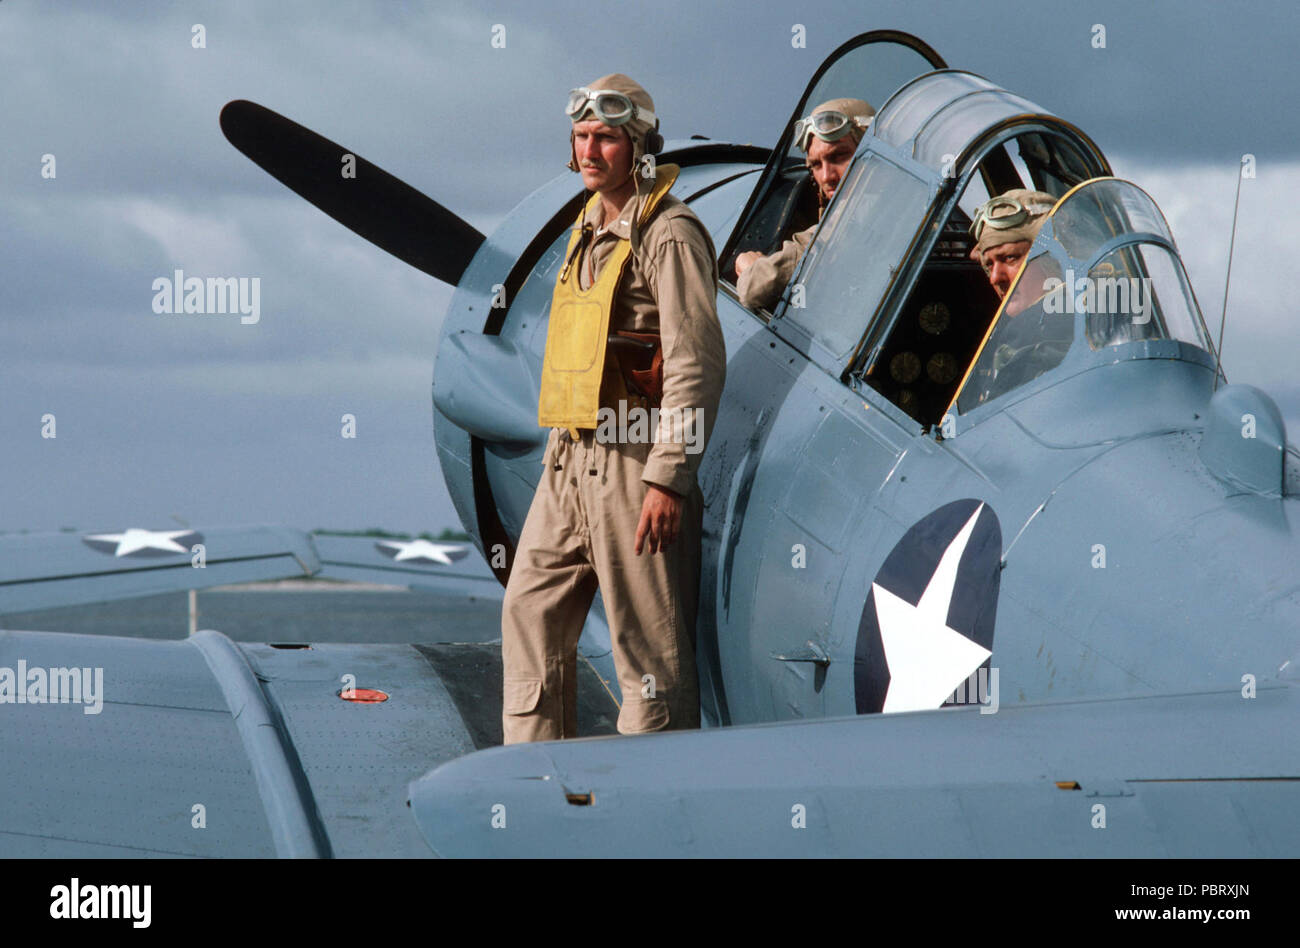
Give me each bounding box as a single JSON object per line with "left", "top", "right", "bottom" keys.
{"left": 339, "top": 688, "right": 389, "bottom": 703}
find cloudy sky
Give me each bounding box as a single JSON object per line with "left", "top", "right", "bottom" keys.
{"left": 2, "top": 0, "right": 1296, "bottom": 536}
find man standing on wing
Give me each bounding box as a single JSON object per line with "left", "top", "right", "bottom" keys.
{"left": 501, "top": 74, "right": 726, "bottom": 743}
{"left": 734, "top": 97, "right": 875, "bottom": 310}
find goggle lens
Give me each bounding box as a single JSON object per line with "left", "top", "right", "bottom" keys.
{"left": 794, "top": 109, "right": 863, "bottom": 150}
{"left": 566, "top": 88, "right": 640, "bottom": 126}
{"left": 810, "top": 111, "right": 851, "bottom": 136}
{"left": 566, "top": 89, "right": 591, "bottom": 116}
{"left": 970, "top": 200, "right": 1027, "bottom": 240}
{"left": 594, "top": 93, "right": 633, "bottom": 123}
{"left": 968, "top": 195, "right": 1054, "bottom": 240}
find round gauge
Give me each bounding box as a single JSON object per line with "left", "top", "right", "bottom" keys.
{"left": 927, "top": 352, "right": 960, "bottom": 385}
{"left": 919, "top": 301, "right": 950, "bottom": 335}
{"left": 890, "top": 351, "right": 922, "bottom": 384}
{"left": 897, "top": 388, "right": 919, "bottom": 418}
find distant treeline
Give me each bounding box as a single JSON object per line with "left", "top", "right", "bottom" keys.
{"left": 311, "top": 527, "right": 472, "bottom": 541}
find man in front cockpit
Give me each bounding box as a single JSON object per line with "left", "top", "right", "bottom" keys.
{"left": 967, "top": 189, "right": 1070, "bottom": 398}
{"left": 968, "top": 188, "right": 1055, "bottom": 310}
{"left": 733, "top": 98, "right": 874, "bottom": 311}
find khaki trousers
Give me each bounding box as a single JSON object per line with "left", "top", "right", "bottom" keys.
{"left": 501, "top": 427, "right": 701, "bottom": 743}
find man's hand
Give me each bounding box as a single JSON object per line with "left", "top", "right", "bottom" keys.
{"left": 734, "top": 250, "right": 763, "bottom": 276}
{"left": 635, "top": 484, "right": 683, "bottom": 555}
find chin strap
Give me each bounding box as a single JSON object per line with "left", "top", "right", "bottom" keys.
{"left": 628, "top": 149, "right": 651, "bottom": 256}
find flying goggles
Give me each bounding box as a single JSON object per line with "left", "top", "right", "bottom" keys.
{"left": 566, "top": 88, "right": 657, "bottom": 128}
{"left": 969, "top": 194, "right": 1055, "bottom": 242}
{"left": 793, "top": 109, "right": 870, "bottom": 151}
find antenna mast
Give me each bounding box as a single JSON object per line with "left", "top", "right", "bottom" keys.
{"left": 1213, "top": 160, "right": 1245, "bottom": 392}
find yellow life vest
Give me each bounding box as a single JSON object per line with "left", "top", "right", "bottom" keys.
{"left": 538, "top": 164, "right": 680, "bottom": 431}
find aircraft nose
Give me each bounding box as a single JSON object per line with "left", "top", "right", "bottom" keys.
{"left": 433, "top": 332, "right": 545, "bottom": 447}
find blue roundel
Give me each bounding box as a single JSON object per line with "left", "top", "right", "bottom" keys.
{"left": 854, "top": 499, "right": 1001, "bottom": 714}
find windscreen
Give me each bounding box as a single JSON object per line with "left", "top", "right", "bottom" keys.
{"left": 788, "top": 157, "right": 930, "bottom": 362}
{"left": 954, "top": 179, "right": 1215, "bottom": 414}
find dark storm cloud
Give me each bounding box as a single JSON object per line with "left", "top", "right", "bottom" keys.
{"left": 2, "top": 0, "right": 1296, "bottom": 534}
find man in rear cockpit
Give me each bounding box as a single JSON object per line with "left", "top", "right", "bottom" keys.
{"left": 733, "top": 98, "right": 874, "bottom": 311}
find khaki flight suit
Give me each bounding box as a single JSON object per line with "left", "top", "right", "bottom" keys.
{"left": 501, "top": 167, "right": 725, "bottom": 743}
{"left": 735, "top": 223, "right": 815, "bottom": 311}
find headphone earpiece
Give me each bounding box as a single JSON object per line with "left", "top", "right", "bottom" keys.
{"left": 644, "top": 121, "right": 663, "bottom": 156}
{"left": 567, "top": 129, "right": 580, "bottom": 172}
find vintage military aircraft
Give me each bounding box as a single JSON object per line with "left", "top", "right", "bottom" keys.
{"left": 3, "top": 30, "right": 1297, "bottom": 857}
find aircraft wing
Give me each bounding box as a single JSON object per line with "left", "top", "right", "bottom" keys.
{"left": 409, "top": 680, "right": 1300, "bottom": 857}
{"left": 0, "top": 528, "right": 509, "bottom": 621}
{"left": 308, "top": 533, "right": 502, "bottom": 599}
{"left": 0, "top": 526, "right": 319, "bottom": 614}
{"left": 0, "top": 626, "right": 618, "bottom": 857}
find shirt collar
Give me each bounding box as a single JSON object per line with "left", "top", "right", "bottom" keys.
{"left": 583, "top": 187, "right": 642, "bottom": 240}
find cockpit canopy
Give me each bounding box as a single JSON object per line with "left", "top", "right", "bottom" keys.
{"left": 781, "top": 69, "right": 1110, "bottom": 425}
{"left": 870, "top": 71, "right": 1099, "bottom": 191}
{"left": 722, "top": 31, "right": 947, "bottom": 306}
{"left": 953, "top": 177, "right": 1216, "bottom": 416}
{"left": 726, "top": 35, "right": 1215, "bottom": 431}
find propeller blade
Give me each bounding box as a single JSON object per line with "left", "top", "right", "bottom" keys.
{"left": 219, "top": 99, "right": 484, "bottom": 285}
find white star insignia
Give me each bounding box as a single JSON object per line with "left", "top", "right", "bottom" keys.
{"left": 873, "top": 504, "right": 993, "bottom": 713}
{"left": 83, "top": 528, "right": 198, "bottom": 557}
{"left": 374, "top": 539, "right": 469, "bottom": 565}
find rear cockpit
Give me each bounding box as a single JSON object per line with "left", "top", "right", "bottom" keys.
{"left": 721, "top": 31, "right": 947, "bottom": 293}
